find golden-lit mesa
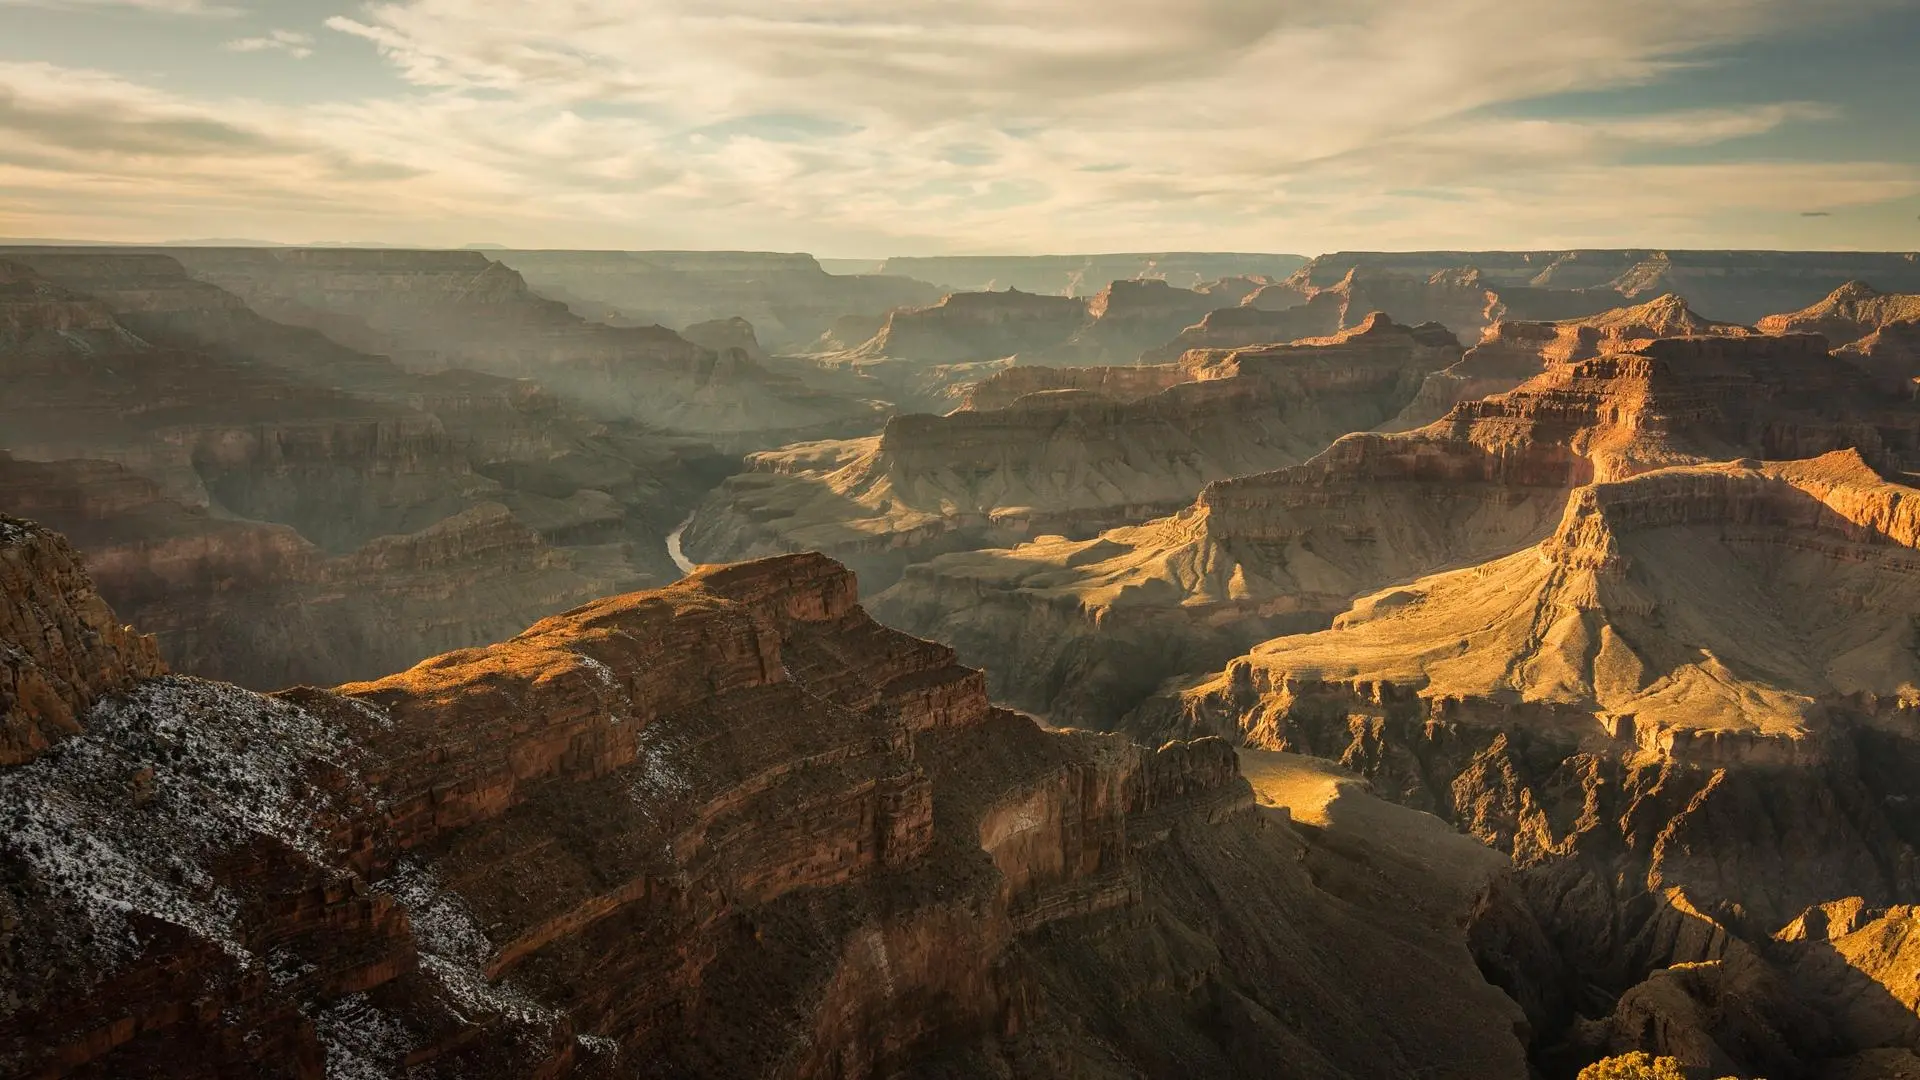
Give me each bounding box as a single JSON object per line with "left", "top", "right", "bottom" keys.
{"left": 7, "top": 242, "right": 1920, "bottom": 1080}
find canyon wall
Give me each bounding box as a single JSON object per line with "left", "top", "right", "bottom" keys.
{"left": 685, "top": 316, "right": 1458, "bottom": 591}
{"left": 0, "top": 534, "right": 1527, "bottom": 1079}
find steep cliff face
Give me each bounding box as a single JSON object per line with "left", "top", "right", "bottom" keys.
{"left": 1386, "top": 294, "right": 1753, "bottom": 430}
{"left": 874, "top": 329, "right": 1920, "bottom": 728}
{"left": 0, "top": 539, "right": 1526, "bottom": 1079}
{"left": 685, "top": 316, "right": 1457, "bottom": 592}
{"left": 494, "top": 249, "right": 944, "bottom": 350}
{"left": 150, "top": 247, "right": 888, "bottom": 448}
{"left": 0, "top": 516, "right": 163, "bottom": 764}
{"left": 1146, "top": 450, "right": 1920, "bottom": 1076}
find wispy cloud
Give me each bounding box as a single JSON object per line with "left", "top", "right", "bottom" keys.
{"left": 3, "top": 0, "right": 1917, "bottom": 250}
{"left": 224, "top": 30, "right": 314, "bottom": 59}
{"left": 0, "top": 0, "right": 240, "bottom": 14}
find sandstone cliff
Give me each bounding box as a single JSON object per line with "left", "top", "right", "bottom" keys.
{"left": 0, "top": 516, "right": 163, "bottom": 764}
{"left": 0, "top": 535, "right": 1526, "bottom": 1079}
{"left": 1144, "top": 450, "right": 1920, "bottom": 1076}
{"left": 875, "top": 329, "right": 1920, "bottom": 727}
{"left": 1385, "top": 294, "right": 1752, "bottom": 430}
{"left": 685, "top": 316, "right": 1458, "bottom": 592}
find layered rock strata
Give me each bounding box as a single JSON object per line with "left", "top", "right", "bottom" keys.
{"left": 875, "top": 329, "right": 1920, "bottom": 727}
{"left": 0, "top": 535, "right": 1527, "bottom": 1079}
{"left": 686, "top": 316, "right": 1459, "bottom": 591}
{"left": 1386, "top": 294, "right": 1752, "bottom": 429}
{"left": 1145, "top": 451, "right": 1920, "bottom": 1076}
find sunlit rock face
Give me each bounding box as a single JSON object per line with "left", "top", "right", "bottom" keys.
{"left": 0, "top": 538, "right": 1527, "bottom": 1080}
{"left": 875, "top": 326, "right": 1920, "bottom": 730}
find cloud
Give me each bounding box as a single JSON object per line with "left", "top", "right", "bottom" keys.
{"left": 1802, "top": 211, "right": 1834, "bottom": 217}
{"left": 5, "top": 0, "right": 1919, "bottom": 251}
{"left": 0, "top": 0, "right": 240, "bottom": 14}
{"left": 224, "top": 30, "right": 315, "bottom": 59}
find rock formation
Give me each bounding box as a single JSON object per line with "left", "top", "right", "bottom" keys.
{"left": 684, "top": 316, "right": 1459, "bottom": 591}
{"left": 1386, "top": 294, "right": 1752, "bottom": 429}
{"left": 0, "top": 516, "right": 163, "bottom": 764}
{"left": 874, "top": 328, "right": 1920, "bottom": 727}
{"left": 847, "top": 288, "right": 1091, "bottom": 365}
{"left": 679, "top": 315, "right": 769, "bottom": 362}
{"left": 1145, "top": 450, "right": 1920, "bottom": 1076}
{"left": 1760, "top": 281, "right": 1920, "bottom": 395}
{"left": 493, "top": 249, "right": 945, "bottom": 351}
{"left": 0, "top": 529, "right": 1527, "bottom": 1079}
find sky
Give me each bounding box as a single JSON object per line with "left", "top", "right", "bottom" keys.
{"left": 2, "top": 0, "right": 1918, "bottom": 256}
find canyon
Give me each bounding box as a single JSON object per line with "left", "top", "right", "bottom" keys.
{"left": 14, "top": 244, "right": 1920, "bottom": 1079}
{"left": 681, "top": 315, "right": 1461, "bottom": 591}
{"left": 0, "top": 516, "right": 1528, "bottom": 1079}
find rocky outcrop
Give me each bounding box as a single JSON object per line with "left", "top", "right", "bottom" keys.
{"left": 1757, "top": 281, "right": 1920, "bottom": 345}
{"left": 0, "top": 516, "right": 162, "bottom": 764}
{"left": 680, "top": 315, "right": 768, "bottom": 361}
{"left": 1386, "top": 294, "right": 1752, "bottom": 430}
{"left": 873, "top": 253, "right": 1308, "bottom": 297}
{"left": 1760, "top": 282, "right": 1920, "bottom": 396}
{"left": 0, "top": 538, "right": 1526, "bottom": 1079}
{"left": 686, "top": 316, "right": 1458, "bottom": 591}
{"left": 494, "top": 249, "right": 944, "bottom": 350}
{"left": 851, "top": 288, "right": 1091, "bottom": 365}
{"left": 874, "top": 328, "right": 1920, "bottom": 727}
{"left": 1135, "top": 450, "right": 1920, "bottom": 1076}
{"left": 1015, "top": 278, "right": 1226, "bottom": 366}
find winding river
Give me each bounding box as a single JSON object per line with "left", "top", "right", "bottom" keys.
{"left": 665, "top": 512, "right": 698, "bottom": 576}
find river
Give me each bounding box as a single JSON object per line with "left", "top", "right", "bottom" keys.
{"left": 665, "top": 512, "right": 698, "bottom": 576}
